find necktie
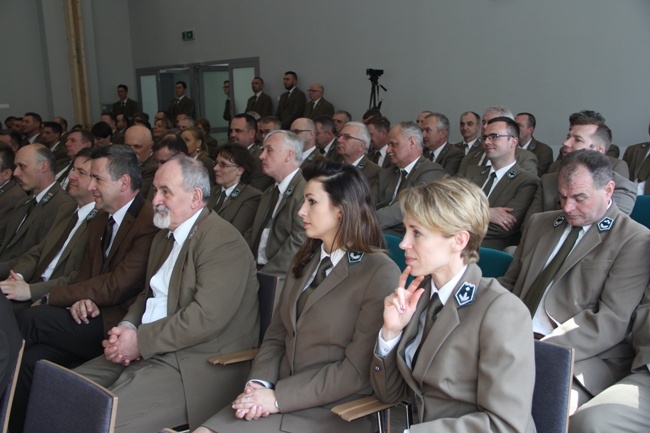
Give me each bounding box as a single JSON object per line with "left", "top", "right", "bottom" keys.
{"left": 102, "top": 216, "right": 115, "bottom": 259}
{"left": 523, "top": 226, "right": 582, "bottom": 315}
{"left": 482, "top": 172, "right": 497, "bottom": 197}
{"left": 153, "top": 233, "right": 175, "bottom": 274}
{"left": 252, "top": 186, "right": 280, "bottom": 256}
{"left": 372, "top": 151, "right": 381, "bottom": 164}
{"left": 461, "top": 143, "right": 469, "bottom": 154}
{"left": 214, "top": 189, "right": 227, "bottom": 211}
{"left": 413, "top": 292, "right": 443, "bottom": 366}
{"left": 121, "top": 101, "right": 125, "bottom": 108}
{"left": 390, "top": 170, "right": 407, "bottom": 204}
{"left": 16, "top": 196, "right": 37, "bottom": 232}
{"left": 296, "top": 256, "right": 333, "bottom": 317}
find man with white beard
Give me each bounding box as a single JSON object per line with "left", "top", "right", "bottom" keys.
{"left": 74, "top": 156, "right": 260, "bottom": 433}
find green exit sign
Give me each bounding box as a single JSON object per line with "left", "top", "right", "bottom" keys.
{"left": 182, "top": 30, "right": 194, "bottom": 41}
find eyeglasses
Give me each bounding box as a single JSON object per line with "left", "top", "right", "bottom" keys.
{"left": 337, "top": 133, "right": 364, "bottom": 143}
{"left": 481, "top": 133, "right": 514, "bottom": 142}
{"left": 290, "top": 129, "right": 312, "bottom": 135}
{"left": 154, "top": 152, "right": 179, "bottom": 166}
{"left": 215, "top": 161, "right": 239, "bottom": 169}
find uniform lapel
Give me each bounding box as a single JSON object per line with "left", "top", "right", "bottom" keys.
{"left": 297, "top": 254, "right": 350, "bottom": 321}
{"left": 289, "top": 253, "right": 319, "bottom": 329}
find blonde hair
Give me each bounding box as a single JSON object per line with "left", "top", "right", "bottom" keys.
{"left": 399, "top": 177, "right": 489, "bottom": 264}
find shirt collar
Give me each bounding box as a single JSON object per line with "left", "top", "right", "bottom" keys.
{"left": 431, "top": 264, "right": 468, "bottom": 305}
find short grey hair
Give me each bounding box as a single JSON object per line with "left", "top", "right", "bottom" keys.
{"left": 171, "top": 155, "right": 210, "bottom": 204}
{"left": 425, "top": 113, "right": 450, "bottom": 132}
{"left": 265, "top": 130, "right": 303, "bottom": 164}
{"left": 345, "top": 121, "right": 371, "bottom": 152}
{"left": 484, "top": 106, "right": 514, "bottom": 120}
{"left": 397, "top": 121, "right": 424, "bottom": 149}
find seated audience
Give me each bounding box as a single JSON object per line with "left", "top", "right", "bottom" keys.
{"left": 622, "top": 118, "right": 650, "bottom": 195}
{"left": 180, "top": 127, "right": 216, "bottom": 185}
{"left": 371, "top": 177, "right": 536, "bottom": 433}
{"left": 337, "top": 121, "right": 380, "bottom": 188}
{"left": 421, "top": 112, "right": 464, "bottom": 175}
{"left": 196, "top": 160, "right": 399, "bottom": 433}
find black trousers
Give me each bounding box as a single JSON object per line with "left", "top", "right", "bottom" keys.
{"left": 10, "top": 305, "right": 104, "bottom": 433}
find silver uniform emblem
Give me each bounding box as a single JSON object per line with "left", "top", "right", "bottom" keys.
{"left": 347, "top": 251, "right": 364, "bottom": 264}
{"left": 553, "top": 215, "right": 566, "bottom": 227}
{"left": 597, "top": 217, "right": 614, "bottom": 232}
{"left": 507, "top": 169, "right": 517, "bottom": 179}
{"left": 455, "top": 282, "right": 476, "bottom": 307}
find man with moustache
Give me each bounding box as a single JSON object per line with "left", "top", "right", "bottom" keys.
{"left": 74, "top": 156, "right": 259, "bottom": 433}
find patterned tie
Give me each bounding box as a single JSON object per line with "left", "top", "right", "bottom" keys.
{"left": 102, "top": 216, "right": 115, "bottom": 259}
{"left": 296, "top": 256, "right": 333, "bottom": 317}
{"left": 522, "top": 225, "right": 582, "bottom": 315}
{"left": 482, "top": 172, "right": 497, "bottom": 197}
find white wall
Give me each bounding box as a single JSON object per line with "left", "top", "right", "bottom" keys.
{"left": 126, "top": 0, "right": 650, "bottom": 153}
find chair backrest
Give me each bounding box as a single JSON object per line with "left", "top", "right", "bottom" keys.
{"left": 477, "top": 247, "right": 513, "bottom": 278}
{"left": 630, "top": 194, "right": 650, "bottom": 229}
{"left": 23, "top": 360, "right": 118, "bottom": 433}
{"left": 257, "top": 271, "right": 279, "bottom": 344}
{"left": 1, "top": 340, "right": 24, "bottom": 433}
{"left": 384, "top": 234, "right": 406, "bottom": 271}
{"left": 532, "top": 340, "right": 575, "bottom": 433}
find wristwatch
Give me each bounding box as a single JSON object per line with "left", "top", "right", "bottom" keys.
{"left": 40, "top": 294, "right": 49, "bottom": 305}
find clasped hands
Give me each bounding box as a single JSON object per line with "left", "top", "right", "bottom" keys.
{"left": 102, "top": 323, "right": 141, "bottom": 366}
{"left": 231, "top": 382, "right": 279, "bottom": 421}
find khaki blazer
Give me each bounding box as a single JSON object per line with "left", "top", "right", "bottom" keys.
{"left": 433, "top": 142, "right": 464, "bottom": 175}
{"left": 355, "top": 155, "right": 381, "bottom": 190}
{"left": 622, "top": 141, "right": 650, "bottom": 181}
{"left": 299, "top": 147, "right": 323, "bottom": 170}
{"left": 465, "top": 163, "right": 539, "bottom": 250}
{"left": 208, "top": 182, "right": 261, "bottom": 235}
{"left": 304, "top": 97, "right": 335, "bottom": 119}
{"left": 276, "top": 88, "right": 307, "bottom": 130}
{"left": 78, "top": 208, "right": 260, "bottom": 431}
{"left": 246, "top": 92, "right": 273, "bottom": 117}
{"left": 245, "top": 171, "right": 307, "bottom": 278}
{"left": 500, "top": 205, "right": 650, "bottom": 395}
{"left": 374, "top": 156, "right": 446, "bottom": 236}
{"left": 458, "top": 146, "right": 538, "bottom": 177}
{"left": 526, "top": 137, "right": 554, "bottom": 177}
{"left": 47, "top": 194, "right": 158, "bottom": 333}
{"left": 0, "top": 182, "right": 73, "bottom": 263}
{"left": 524, "top": 171, "right": 637, "bottom": 226}
{"left": 9, "top": 202, "right": 97, "bottom": 300}
{"left": 0, "top": 180, "right": 26, "bottom": 246}
{"left": 371, "top": 264, "right": 536, "bottom": 433}
{"left": 204, "top": 251, "right": 399, "bottom": 433}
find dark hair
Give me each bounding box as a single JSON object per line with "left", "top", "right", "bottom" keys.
{"left": 101, "top": 112, "right": 117, "bottom": 124}
{"left": 69, "top": 129, "right": 95, "bottom": 145}
{"left": 4, "top": 116, "right": 17, "bottom": 128}
{"left": 231, "top": 113, "right": 258, "bottom": 132}
{"left": 215, "top": 144, "right": 256, "bottom": 184}
{"left": 314, "top": 115, "right": 335, "bottom": 133}
{"left": 487, "top": 116, "right": 520, "bottom": 138}
{"left": 291, "top": 159, "right": 384, "bottom": 278}
{"left": 284, "top": 71, "right": 298, "bottom": 80}
{"left": 42, "top": 121, "right": 63, "bottom": 136}
{"left": 117, "top": 84, "right": 128, "bottom": 92}
{"left": 53, "top": 117, "right": 68, "bottom": 130}
{"left": 73, "top": 146, "right": 95, "bottom": 162}
{"left": 253, "top": 76, "right": 264, "bottom": 85}
{"left": 516, "top": 112, "right": 536, "bottom": 129}
{"left": 91, "top": 145, "right": 142, "bottom": 191}
{"left": 0, "top": 143, "right": 15, "bottom": 171}
{"left": 568, "top": 110, "right": 612, "bottom": 150}
{"left": 0, "top": 129, "right": 23, "bottom": 149}
{"left": 195, "top": 117, "right": 212, "bottom": 132}
{"left": 462, "top": 111, "right": 481, "bottom": 124}
{"left": 176, "top": 81, "right": 187, "bottom": 89}
{"left": 559, "top": 148, "right": 613, "bottom": 189}
{"left": 366, "top": 116, "right": 390, "bottom": 132}
{"left": 24, "top": 112, "right": 42, "bottom": 124}
{"left": 153, "top": 133, "right": 189, "bottom": 154}
{"left": 91, "top": 121, "right": 113, "bottom": 139}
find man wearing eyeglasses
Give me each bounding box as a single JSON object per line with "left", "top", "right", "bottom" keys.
{"left": 304, "top": 83, "right": 334, "bottom": 119}
{"left": 464, "top": 117, "right": 539, "bottom": 250}
{"left": 337, "top": 122, "right": 380, "bottom": 188}
{"left": 290, "top": 118, "right": 322, "bottom": 170}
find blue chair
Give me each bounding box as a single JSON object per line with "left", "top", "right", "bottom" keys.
{"left": 384, "top": 234, "right": 405, "bottom": 271}
{"left": 532, "top": 341, "right": 575, "bottom": 433}
{"left": 478, "top": 247, "right": 513, "bottom": 278}
{"left": 630, "top": 195, "right": 650, "bottom": 229}
{"left": 1, "top": 341, "right": 24, "bottom": 433}
{"left": 23, "top": 360, "right": 117, "bottom": 433}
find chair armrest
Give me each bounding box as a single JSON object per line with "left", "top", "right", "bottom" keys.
{"left": 208, "top": 348, "right": 260, "bottom": 365}
{"left": 331, "top": 395, "right": 396, "bottom": 422}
